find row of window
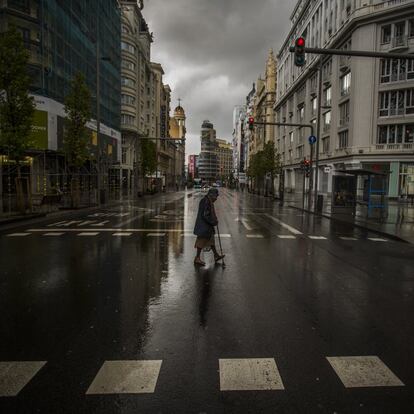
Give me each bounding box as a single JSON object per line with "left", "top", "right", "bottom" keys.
{"left": 380, "top": 59, "right": 414, "bottom": 83}
{"left": 378, "top": 124, "right": 414, "bottom": 144}
{"left": 379, "top": 89, "right": 414, "bottom": 117}
{"left": 381, "top": 20, "right": 414, "bottom": 44}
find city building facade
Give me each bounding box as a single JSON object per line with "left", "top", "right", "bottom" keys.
{"left": 216, "top": 139, "right": 233, "bottom": 180}
{"left": 0, "top": 0, "right": 122, "bottom": 205}
{"left": 169, "top": 104, "right": 186, "bottom": 189}
{"left": 120, "top": 0, "right": 156, "bottom": 195}
{"left": 198, "top": 120, "right": 219, "bottom": 182}
{"left": 250, "top": 50, "right": 278, "bottom": 158}
{"left": 232, "top": 105, "right": 247, "bottom": 178}
{"left": 275, "top": 0, "right": 414, "bottom": 199}
{"left": 188, "top": 154, "right": 199, "bottom": 180}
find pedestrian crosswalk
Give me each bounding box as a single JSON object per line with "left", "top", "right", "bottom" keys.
{"left": 4, "top": 230, "right": 392, "bottom": 242}
{"left": 0, "top": 355, "right": 404, "bottom": 397}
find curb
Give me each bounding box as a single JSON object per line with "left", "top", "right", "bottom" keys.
{"left": 288, "top": 205, "right": 410, "bottom": 244}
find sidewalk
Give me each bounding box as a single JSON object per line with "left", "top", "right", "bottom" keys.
{"left": 285, "top": 192, "right": 414, "bottom": 243}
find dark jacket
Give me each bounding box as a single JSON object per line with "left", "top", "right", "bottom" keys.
{"left": 193, "top": 196, "right": 218, "bottom": 239}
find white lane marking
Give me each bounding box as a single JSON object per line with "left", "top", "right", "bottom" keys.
{"left": 0, "top": 361, "right": 47, "bottom": 397}
{"left": 112, "top": 233, "right": 132, "bottom": 237}
{"left": 47, "top": 221, "right": 68, "bottom": 227}
{"left": 61, "top": 221, "right": 83, "bottom": 227}
{"left": 327, "top": 356, "right": 404, "bottom": 388}
{"left": 219, "top": 358, "right": 285, "bottom": 391}
{"left": 147, "top": 233, "right": 166, "bottom": 237}
{"left": 77, "top": 232, "right": 99, "bottom": 237}
{"left": 7, "top": 233, "right": 30, "bottom": 237}
{"left": 215, "top": 234, "right": 231, "bottom": 238}
{"left": 265, "top": 214, "right": 303, "bottom": 235}
{"left": 246, "top": 234, "right": 264, "bottom": 239}
{"left": 277, "top": 235, "right": 296, "bottom": 239}
{"left": 43, "top": 233, "right": 64, "bottom": 237}
{"left": 115, "top": 213, "right": 149, "bottom": 228}
{"left": 78, "top": 221, "right": 97, "bottom": 226}
{"left": 86, "top": 360, "right": 162, "bottom": 395}
{"left": 241, "top": 218, "right": 253, "bottom": 231}
{"left": 308, "top": 236, "right": 327, "bottom": 240}
{"left": 368, "top": 238, "right": 388, "bottom": 242}
{"left": 340, "top": 236, "right": 357, "bottom": 241}
{"left": 91, "top": 221, "right": 110, "bottom": 227}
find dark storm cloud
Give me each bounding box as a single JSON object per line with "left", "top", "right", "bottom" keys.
{"left": 145, "top": 0, "right": 292, "bottom": 155}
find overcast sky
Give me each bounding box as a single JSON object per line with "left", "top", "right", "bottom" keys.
{"left": 145, "top": 0, "right": 293, "bottom": 156}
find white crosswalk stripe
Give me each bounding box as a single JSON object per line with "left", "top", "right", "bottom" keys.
{"left": 86, "top": 360, "right": 162, "bottom": 394}
{"left": 112, "top": 233, "right": 132, "bottom": 237}
{"left": 6, "top": 233, "right": 30, "bottom": 237}
{"left": 77, "top": 232, "right": 99, "bottom": 237}
{"left": 147, "top": 233, "right": 166, "bottom": 237}
{"left": 327, "top": 356, "right": 404, "bottom": 388}
{"left": 246, "top": 234, "right": 264, "bottom": 239}
{"left": 277, "top": 235, "right": 296, "bottom": 239}
{"left": 0, "top": 361, "right": 47, "bottom": 397}
{"left": 340, "top": 236, "right": 358, "bottom": 241}
{"left": 308, "top": 236, "right": 327, "bottom": 240}
{"left": 368, "top": 238, "right": 388, "bottom": 242}
{"left": 43, "top": 233, "right": 64, "bottom": 237}
{"left": 219, "top": 358, "right": 284, "bottom": 391}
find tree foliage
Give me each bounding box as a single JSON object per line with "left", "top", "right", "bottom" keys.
{"left": 63, "top": 72, "right": 92, "bottom": 169}
{"left": 140, "top": 139, "right": 157, "bottom": 176}
{"left": 247, "top": 141, "right": 281, "bottom": 179}
{"left": 0, "top": 28, "right": 35, "bottom": 160}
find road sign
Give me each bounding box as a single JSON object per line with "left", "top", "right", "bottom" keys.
{"left": 324, "top": 166, "right": 331, "bottom": 173}
{"left": 308, "top": 135, "right": 317, "bottom": 145}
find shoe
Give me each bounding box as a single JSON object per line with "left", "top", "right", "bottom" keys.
{"left": 194, "top": 258, "right": 206, "bottom": 266}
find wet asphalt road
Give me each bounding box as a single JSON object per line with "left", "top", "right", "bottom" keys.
{"left": 1, "top": 188, "right": 414, "bottom": 413}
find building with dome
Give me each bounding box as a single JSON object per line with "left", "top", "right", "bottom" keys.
{"left": 168, "top": 103, "right": 187, "bottom": 189}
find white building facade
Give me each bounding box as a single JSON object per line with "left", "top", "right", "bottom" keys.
{"left": 232, "top": 105, "right": 247, "bottom": 178}
{"left": 275, "top": 0, "right": 414, "bottom": 199}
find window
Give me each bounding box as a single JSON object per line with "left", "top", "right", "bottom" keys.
{"left": 122, "top": 148, "right": 127, "bottom": 164}
{"left": 121, "top": 94, "right": 136, "bottom": 105}
{"left": 381, "top": 58, "right": 414, "bottom": 83}
{"left": 338, "top": 130, "right": 348, "bottom": 149}
{"left": 289, "top": 131, "right": 294, "bottom": 144}
{"left": 121, "top": 41, "right": 135, "bottom": 54}
{"left": 296, "top": 145, "right": 304, "bottom": 159}
{"left": 381, "top": 25, "right": 391, "bottom": 44}
{"left": 406, "top": 89, "right": 414, "bottom": 114}
{"left": 121, "top": 114, "right": 136, "bottom": 125}
{"left": 409, "top": 19, "right": 414, "bottom": 37}
{"left": 311, "top": 97, "right": 317, "bottom": 116}
{"left": 121, "top": 77, "right": 135, "bottom": 87}
{"left": 122, "top": 60, "right": 136, "bottom": 71}
{"left": 122, "top": 25, "right": 130, "bottom": 34}
{"left": 377, "top": 124, "right": 412, "bottom": 144}
{"left": 322, "top": 137, "right": 330, "bottom": 153}
{"left": 340, "top": 72, "right": 351, "bottom": 96}
{"left": 324, "top": 87, "right": 331, "bottom": 106}
{"left": 339, "top": 101, "right": 349, "bottom": 126}
{"left": 8, "top": 0, "right": 30, "bottom": 14}
{"left": 323, "top": 111, "right": 331, "bottom": 131}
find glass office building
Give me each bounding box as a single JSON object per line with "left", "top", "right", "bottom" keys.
{"left": 1, "top": 0, "right": 121, "bottom": 139}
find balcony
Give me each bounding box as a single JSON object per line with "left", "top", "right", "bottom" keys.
{"left": 391, "top": 35, "right": 408, "bottom": 50}
{"left": 375, "top": 143, "right": 413, "bottom": 151}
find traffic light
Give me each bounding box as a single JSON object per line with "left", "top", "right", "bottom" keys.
{"left": 304, "top": 158, "right": 311, "bottom": 177}
{"left": 294, "top": 37, "right": 306, "bottom": 67}
{"left": 248, "top": 117, "right": 254, "bottom": 131}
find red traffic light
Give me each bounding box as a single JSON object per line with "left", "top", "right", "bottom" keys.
{"left": 296, "top": 37, "right": 305, "bottom": 47}
{"left": 248, "top": 117, "right": 254, "bottom": 124}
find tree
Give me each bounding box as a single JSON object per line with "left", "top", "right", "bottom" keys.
{"left": 0, "top": 28, "right": 35, "bottom": 213}
{"left": 262, "top": 141, "right": 281, "bottom": 196}
{"left": 63, "top": 72, "right": 92, "bottom": 207}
